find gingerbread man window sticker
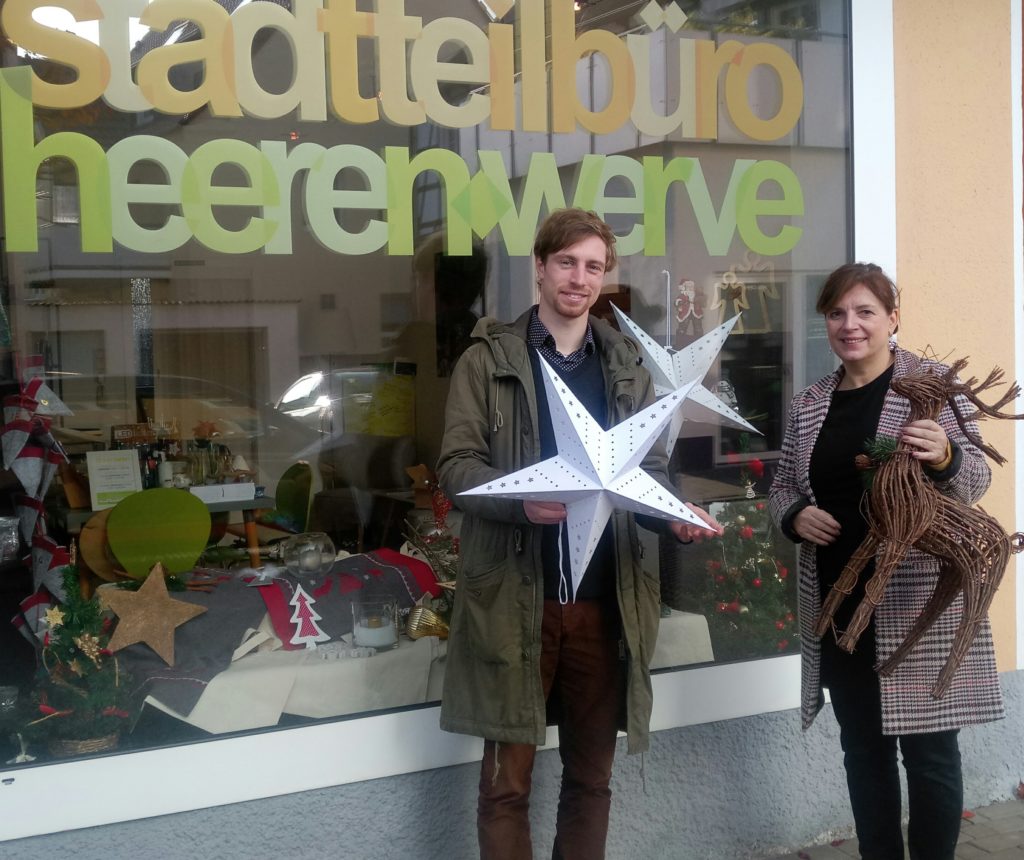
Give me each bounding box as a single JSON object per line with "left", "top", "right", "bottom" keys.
{"left": 708, "top": 252, "right": 780, "bottom": 335}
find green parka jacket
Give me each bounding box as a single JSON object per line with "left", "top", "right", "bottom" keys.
{"left": 436, "top": 308, "right": 676, "bottom": 754}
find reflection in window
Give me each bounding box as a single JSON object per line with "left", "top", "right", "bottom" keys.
{"left": 0, "top": 0, "right": 850, "bottom": 767}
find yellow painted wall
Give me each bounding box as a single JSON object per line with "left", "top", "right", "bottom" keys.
{"left": 893, "top": 0, "right": 1018, "bottom": 668}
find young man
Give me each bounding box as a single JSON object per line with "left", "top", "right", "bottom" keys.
{"left": 437, "top": 208, "right": 719, "bottom": 859}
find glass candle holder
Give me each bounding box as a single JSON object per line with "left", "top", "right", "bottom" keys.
{"left": 351, "top": 599, "right": 399, "bottom": 650}
{"left": 281, "top": 532, "right": 336, "bottom": 577}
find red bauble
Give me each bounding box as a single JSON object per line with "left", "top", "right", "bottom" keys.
{"left": 739, "top": 525, "right": 754, "bottom": 540}
{"left": 752, "top": 577, "right": 762, "bottom": 587}
{"left": 775, "top": 620, "right": 785, "bottom": 630}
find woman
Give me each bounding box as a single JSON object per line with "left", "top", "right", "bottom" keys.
{"left": 768, "top": 263, "right": 1003, "bottom": 860}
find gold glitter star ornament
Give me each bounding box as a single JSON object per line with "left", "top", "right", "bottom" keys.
{"left": 44, "top": 605, "right": 65, "bottom": 629}
{"left": 98, "top": 563, "right": 207, "bottom": 666}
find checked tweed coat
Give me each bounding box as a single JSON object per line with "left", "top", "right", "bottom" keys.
{"left": 769, "top": 346, "right": 1004, "bottom": 734}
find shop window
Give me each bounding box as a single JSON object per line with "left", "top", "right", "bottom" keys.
{"left": 0, "top": 0, "right": 850, "bottom": 775}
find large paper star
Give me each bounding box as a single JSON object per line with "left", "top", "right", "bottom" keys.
{"left": 99, "top": 564, "right": 206, "bottom": 666}
{"left": 611, "top": 306, "right": 760, "bottom": 442}
{"left": 460, "top": 358, "right": 707, "bottom": 600}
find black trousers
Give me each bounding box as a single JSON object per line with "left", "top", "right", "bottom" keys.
{"left": 827, "top": 654, "right": 963, "bottom": 860}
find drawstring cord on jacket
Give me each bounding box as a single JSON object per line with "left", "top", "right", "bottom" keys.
{"left": 490, "top": 741, "right": 501, "bottom": 786}
{"left": 557, "top": 520, "right": 570, "bottom": 605}
{"left": 491, "top": 376, "right": 503, "bottom": 433}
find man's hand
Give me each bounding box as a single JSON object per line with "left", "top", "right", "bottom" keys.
{"left": 670, "top": 503, "right": 723, "bottom": 543}
{"left": 524, "top": 500, "right": 567, "bottom": 524}
{"left": 793, "top": 505, "right": 840, "bottom": 546}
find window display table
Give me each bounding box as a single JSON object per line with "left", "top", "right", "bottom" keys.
{"left": 141, "top": 609, "right": 712, "bottom": 734}
{"left": 52, "top": 496, "right": 276, "bottom": 568}
{"left": 144, "top": 635, "right": 446, "bottom": 733}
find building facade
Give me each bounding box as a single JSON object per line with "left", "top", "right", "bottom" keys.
{"left": 0, "top": 0, "right": 1020, "bottom": 856}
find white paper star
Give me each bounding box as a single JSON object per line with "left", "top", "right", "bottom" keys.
{"left": 611, "top": 306, "right": 760, "bottom": 442}
{"left": 460, "top": 357, "right": 707, "bottom": 600}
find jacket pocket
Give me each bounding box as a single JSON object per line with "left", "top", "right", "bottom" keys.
{"left": 460, "top": 560, "right": 525, "bottom": 666}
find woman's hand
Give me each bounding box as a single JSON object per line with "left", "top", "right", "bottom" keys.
{"left": 524, "top": 500, "right": 567, "bottom": 524}
{"left": 901, "top": 419, "right": 950, "bottom": 466}
{"left": 793, "top": 505, "right": 841, "bottom": 546}
{"left": 670, "top": 503, "right": 724, "bottom": 543}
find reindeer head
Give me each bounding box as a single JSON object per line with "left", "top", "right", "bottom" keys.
{"left": 897, "top": 357, "right": 1024, "bottom": 466}
{"left": 891, "top": 366, "right": 953, "bottom": 422}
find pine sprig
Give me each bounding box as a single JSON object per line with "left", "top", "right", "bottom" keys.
{"left": 859, "top": 435, "right": 899, "bottom": 490}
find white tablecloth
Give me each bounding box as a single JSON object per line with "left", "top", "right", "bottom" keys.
{"left": 144, "top": 610, "right": 711, "bottom": 734}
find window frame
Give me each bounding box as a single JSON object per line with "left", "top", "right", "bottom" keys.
{"left": 0, "top": 0, "right": 896, "bottom": 841}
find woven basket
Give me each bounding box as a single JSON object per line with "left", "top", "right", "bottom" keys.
{"left": 48, "top": 732, "right": 120, "bottom": 758}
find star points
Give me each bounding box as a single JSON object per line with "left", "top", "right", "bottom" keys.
{"left": 460, "top": 358, "right": 706, "bottom": 599}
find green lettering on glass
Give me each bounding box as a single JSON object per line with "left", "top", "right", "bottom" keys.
{"left": 306, "top": 144, "right": 388, "bottom": 255}
{"left": 0, "top": 66, "right": 112, "bottom": 252}
{"left": 578, "top": 155, "right": 645, "bottom": 256}
{"left": 642, "top": 155, "right": 694, "bottom": 256}
{"left": 736, "top": 159, "right": 805, "bottom": 256}
{"left": 386, "top": 146, "right": 471, "bottom": 255}
{"left": 685, "top": 158, "right": 753, "bottom": 257}
{"left": 181, "top": 139, "right": 280, "bottom": 254}
{"left": 478, "top": 151, "right": 566, "bottom": 256}
{"left": 109, "top": 136, "right": 190, "bottom": 252}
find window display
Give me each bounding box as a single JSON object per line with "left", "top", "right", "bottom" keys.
{"left": 0, "top": 0, "right": 850, "bottom": 768}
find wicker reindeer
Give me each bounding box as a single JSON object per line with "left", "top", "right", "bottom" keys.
{"left": 814, "top": 358, "right": 1024, "bottom": 698}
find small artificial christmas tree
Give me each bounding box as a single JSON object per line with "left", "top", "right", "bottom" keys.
{"left": 23, "top": 566, "right": 131, "bottom": 752}
{"left": 693, "top": 495, "right": 799, "bottom": 661}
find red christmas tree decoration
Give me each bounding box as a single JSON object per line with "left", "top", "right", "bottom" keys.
{"left": 288, "top": 584, "right": 330, "bottom": 649}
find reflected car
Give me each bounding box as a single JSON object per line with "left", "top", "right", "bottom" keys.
{"left": 275, "top": 365, "right": 416, "bottom": 438}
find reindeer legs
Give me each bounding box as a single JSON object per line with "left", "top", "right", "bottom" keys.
{"left": 837, "top": 538, "right": 909, "bottom": 653}
{"left": 813, "top": 532, "right": 879, "bottom": 638}
{"left": 877, "top": 557, "right": 963, "bottom": 679}
{"left": 930, "top": 521, "right": 1015, "bottom": 697}
{"left": 877, "top": 499, "right": 968, "bottom": 678}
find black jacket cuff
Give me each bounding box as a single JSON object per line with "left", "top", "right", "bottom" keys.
{"left": 926, "top": 440, "right": 963, "bottom": 484}
{"left": 780, "top": 498, "right": 812, "bottom": 543}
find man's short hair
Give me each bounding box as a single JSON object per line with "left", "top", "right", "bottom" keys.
{"left": 533, "top": 208, "right": 617, "bottom": 272}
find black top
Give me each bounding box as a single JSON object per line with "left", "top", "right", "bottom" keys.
{"left": 809, "top": 364, "right": 893, "bottom": 678}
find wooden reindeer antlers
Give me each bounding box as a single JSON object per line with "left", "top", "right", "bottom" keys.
{"left": 944, "top": 359, "right": 1024, "bottom": 465}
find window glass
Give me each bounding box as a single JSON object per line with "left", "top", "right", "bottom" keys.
{"left": 0, "top": 0, "right": 848, "bottom": 765}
